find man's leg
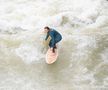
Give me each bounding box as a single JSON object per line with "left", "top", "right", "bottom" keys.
{"left": 54, "top": 44, "right": 57, "bottom": 49}
{"left": 49, "top": 42, "right": 56, "bottom": 53}
{"left": 52, "top": 36, "right": 62, "bottom": 53}
{"left": 52, "top": 43, "right": 56, "bottom": 53}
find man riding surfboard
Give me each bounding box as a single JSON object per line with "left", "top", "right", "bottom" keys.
{"left": 43, "top": 26, "right": 62, "bottom": 53}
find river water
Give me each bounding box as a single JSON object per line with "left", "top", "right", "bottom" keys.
{"left": 0, "top": 0, "right": 108, "bottom": 90}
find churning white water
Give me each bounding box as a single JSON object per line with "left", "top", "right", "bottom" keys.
{"left": 0, "top": 0, "right": 108, "bottom": 90}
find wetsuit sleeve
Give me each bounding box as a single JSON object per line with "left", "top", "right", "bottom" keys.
{"left": 49, "top": 32, "right": 55, "bottom": 48}
{"left": 45, "top": 33, "right": 49, "bottom": 40}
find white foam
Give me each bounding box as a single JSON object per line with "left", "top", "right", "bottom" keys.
{"left": 0, "top": 0, "right": 108, "bottom": 89}
{"left": 101, "top": 48, "right": 108, "bottom": 62}
{"left": 15, "top": 44, "right": 44, "bottom": 64}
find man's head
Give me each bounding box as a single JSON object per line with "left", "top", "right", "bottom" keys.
{"left": 44, "top": 26, "right": 50, "bottom": 33}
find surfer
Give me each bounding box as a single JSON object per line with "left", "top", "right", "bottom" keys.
{"left": 43, "top": 26, "right": 62, "bottom": 53}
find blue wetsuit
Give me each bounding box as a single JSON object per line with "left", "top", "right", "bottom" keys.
{"left": 45, "top": 28, "right": 62, "bottom": 48}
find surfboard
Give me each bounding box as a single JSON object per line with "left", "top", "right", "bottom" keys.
{"left": 46, "top": 48, "right": 58, "bottom": 64}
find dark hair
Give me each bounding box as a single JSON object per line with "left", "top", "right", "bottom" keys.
{"left": 44, "top": 26, "right": 50, "bottom": 30}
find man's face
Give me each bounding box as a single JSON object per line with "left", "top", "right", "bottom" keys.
{"left": 44, "top": 29, "right": 48, "bottom": 33}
